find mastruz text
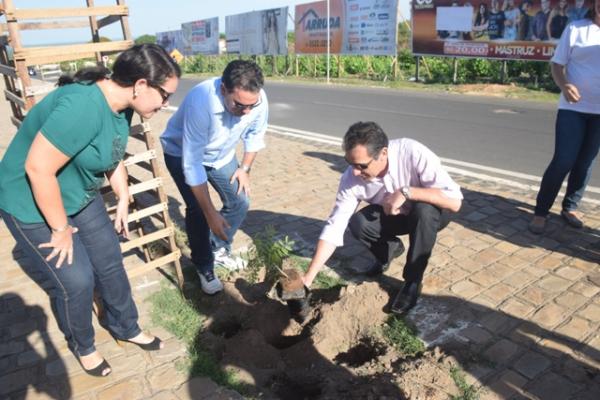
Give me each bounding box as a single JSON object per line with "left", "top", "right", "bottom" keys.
{"left": 491, "top": 45, "right": 535, "bottom": 57}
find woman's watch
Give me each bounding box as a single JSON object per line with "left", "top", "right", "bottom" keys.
{"left": 241, "top": 164, "right": 251, "bottom": 174}
{"left": 400, "top": 186, "right": 411, "bottom": 200}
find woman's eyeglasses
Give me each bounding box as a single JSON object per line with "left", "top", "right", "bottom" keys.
{"left": 150, "top": 84, "right": 174, "bottom": 104}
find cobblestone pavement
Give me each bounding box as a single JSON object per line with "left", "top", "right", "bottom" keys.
{"left": 1, "top": 82, "right": 599, "bottom": 399}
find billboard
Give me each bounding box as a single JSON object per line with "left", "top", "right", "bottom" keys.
{"left": 156, "top": 30, "right": 184, "bottom": 54}
{"left": 295, "top": 0, "right": 398, "bottom": 55}
{"left": 225, "top": 7, "right": 288, "bottom": 55}
{"left": 411, "top": 0, "right": 584, "bottom": 61}
{"left": 182, "top": 17, "right": 219, "bottom": 56}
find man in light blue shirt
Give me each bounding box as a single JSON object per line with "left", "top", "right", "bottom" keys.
{"left": 161, "top": 60, "right": 268, "bottom": 294}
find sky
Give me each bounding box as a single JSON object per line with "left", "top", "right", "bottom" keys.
{"left": 12, "top": 0, "right": 411, "bottom": 45}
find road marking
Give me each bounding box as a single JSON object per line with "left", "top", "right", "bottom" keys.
{"left": 267, "top": 124, "right": 600, "bottom": 205}
{"left": 161, "top": 109, "right": 600, "bottom": 204}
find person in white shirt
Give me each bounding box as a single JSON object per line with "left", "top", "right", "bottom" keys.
{"left": 529, "top": 1, "right": 600, "bottom": 233}
{"left": 302, "top": 122, "right": 462, "bottom": 314}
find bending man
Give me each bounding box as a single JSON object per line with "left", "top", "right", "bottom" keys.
{"left": 302, "top": 122, "right": 462, "bottom": 314}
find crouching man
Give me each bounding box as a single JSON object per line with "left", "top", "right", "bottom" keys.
{"left": 302, "top": 122, "right": 462, "bottom": 314}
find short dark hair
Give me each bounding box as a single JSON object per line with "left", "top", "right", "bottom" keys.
{"left": 342, "top": 121, "right": 389, "bottom": 157}
{"left": 58, "top": 43, "right": 181, "bottom": 87}
{"left": 221, "top": 60, "right": 264, "bottom": 93}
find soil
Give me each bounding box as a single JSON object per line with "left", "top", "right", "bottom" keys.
{"left": 193, "top": 279, "right": 464, "bottom": 399}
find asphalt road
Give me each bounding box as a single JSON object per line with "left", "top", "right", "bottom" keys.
{"left": 171, "top": 78, "right": 600, "bottom": 190}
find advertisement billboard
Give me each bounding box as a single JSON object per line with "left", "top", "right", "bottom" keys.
{"left": 295, "top": 0, "right": 398, "bottom": 55}
{"left": 182, "top": 17, "right": 219, "bottom": 56}
{"left": 156, "top": 30, "right": 184, "bottom": 54}
{"left": 225, "top": 7, "right": 288, "bottom": 55}
{"left": 411, "top": 0, "right": 583, "bottom": 61}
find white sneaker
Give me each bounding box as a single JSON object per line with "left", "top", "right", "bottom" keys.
{"left": 197, "top": 270, "right": 223, "bottom": 295}
{"left": 213, "top": 248, "right": 247, "bottom": 271}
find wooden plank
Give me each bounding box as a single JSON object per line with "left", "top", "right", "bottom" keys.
{"left": 129, "top": 122, "right": 151, "bottom": 136}
{"left": 4, "top": 89, "right": 25, "bottom": 108}
{"left": 123, "top": 149, "right": 156, "bottom": 166}
{"left": 23, "top": 52, "right": 97, "bottom": 66}
{"left": 1, "top": 20, "right": 90, "bottom": 31}
{"left": 127, "top": 202, "right": 168, "bottom": 222}
{"left": 129, "top": 178, "right": 162, "bottom": 196}
{"left": 120, "top": 227, "right": 174, "bottom": 252}
{"left": 14, "top": 40, "right": 132, "bottom": 60}
{"left": 0, "top": 63, "right": 17, "bottom": 78}
{"left": 11, "top": 116, "right": 23, "bottom": 128}
{"left": 125, "top": 251, "right": 181, "bottom": 279}
{"left": 97, "top": 15, "right": 120, "bottom": 29}
{"left": 7, "top": 6, "right": 128, "bottom": 20}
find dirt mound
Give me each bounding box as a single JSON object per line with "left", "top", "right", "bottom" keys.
{"left": 196, "top": 278, "right": 461, "bottom": 399}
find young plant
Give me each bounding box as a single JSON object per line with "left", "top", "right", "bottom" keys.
{"left": 450, "top": 366, "right": 479, "bottom": 400}
{"left": 245, "top": 226, "right": 294, "bottom": 283}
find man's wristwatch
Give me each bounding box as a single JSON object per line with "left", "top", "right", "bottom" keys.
{"left": 400, "top": 186, "right": 411, "bottom": 200}
{"left": 241, "top": 164, "right": 251, "bottom": 174}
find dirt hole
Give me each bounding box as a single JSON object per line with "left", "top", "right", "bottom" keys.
{"left": 333, "top": 337, "right": 386, "bottom": 367}
{"left": 209, "top": 318, "right": 242, "bottom": 339}
{"left": 271, "top": 374, "right": 323, "bottom": 400}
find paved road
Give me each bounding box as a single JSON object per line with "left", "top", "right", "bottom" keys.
{"left": 172, "top": 78, "right": 600, "bottom": 190}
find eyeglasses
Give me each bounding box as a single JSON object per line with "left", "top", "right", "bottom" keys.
{"left": 345, "top": 157, "right": 375, "bottom": 170}
{"left": 232, "top": 98, "right": 262, "bottom": 111}
{"left": 150, "top": 84, "right": 174, "bottom": 104}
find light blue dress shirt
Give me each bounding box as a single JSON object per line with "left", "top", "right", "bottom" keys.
{"left": 160, "top": 77, "right": 268, "bottom": 186}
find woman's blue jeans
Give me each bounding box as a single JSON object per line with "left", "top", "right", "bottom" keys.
{"left": 0, "top": 195, "right": 141, "bottom": 357}
{"left": 164, "top": 154, "right": 249, "bottom": 273}
{"left": 535, "top": 109, "right": 600, "bottom": 217}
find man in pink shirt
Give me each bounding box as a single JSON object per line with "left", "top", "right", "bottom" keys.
{"left": 302, "top": 122, "right": 463, "bottom": 314}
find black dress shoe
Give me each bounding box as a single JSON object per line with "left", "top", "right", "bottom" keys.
{"left": 391, "top": 281, "right": 422, "bottom": 315}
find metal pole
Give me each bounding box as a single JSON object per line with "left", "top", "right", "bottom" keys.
{"left": 415, "top": 56, "right": 420, "bottom": 82}
{"left": 326, "top": 0, "right": 330, "bottom": 84}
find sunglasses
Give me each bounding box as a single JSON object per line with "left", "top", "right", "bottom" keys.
{"left": 345, "top": 157, "right": 375, "bottom": 170}
{"left": 232, "top": 98, "right": 262, "bottom": 111}
{"left": 150, "top": 84, "right": 174, "bottom": 104}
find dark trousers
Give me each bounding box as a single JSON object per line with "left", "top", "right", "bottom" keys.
{"left": 349, "top": 202, "right": 450, "bottom": 283}
{"left": 164, "top": 153, "right": 249, "bottom": 273}
{"left": 535, "top": 109, "right": 600, "bottom": 217}
{"left": 1, "top": 195, "right": 141, "bottom": 357}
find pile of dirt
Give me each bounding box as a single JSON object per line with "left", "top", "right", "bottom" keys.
{"left": 194, "top": 279, "right": 462, "bottom": 399}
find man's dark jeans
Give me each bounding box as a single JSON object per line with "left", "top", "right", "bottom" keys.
{"left": 1, "top": 195, "right": 141, "bottom": 357}
{"left": 164, "top": 153, "right": 249, "bottom": 273}
{"left": 349, "top": 202, "right": 450, "bottom": 284}
{"left": 535, "top": 109, "right": 600, "bottom": 217}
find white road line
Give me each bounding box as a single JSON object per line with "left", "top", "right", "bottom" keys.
{"left": 266, "top": 124, "right": 600, "bottom": 203}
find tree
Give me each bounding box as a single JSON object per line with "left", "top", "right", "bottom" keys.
{"left": 135, "top": 34, "right": 156, "bottom": 45}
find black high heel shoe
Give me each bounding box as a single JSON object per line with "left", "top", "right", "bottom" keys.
{"left": 80, "top": 358, "right": 112, "bottom": 377}
{"left": 117, "top": 335, "right": 163, "bottom": 351}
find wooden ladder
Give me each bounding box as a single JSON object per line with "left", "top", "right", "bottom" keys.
{"left": 0, "top": 0, "right": 184, "bottom": 288}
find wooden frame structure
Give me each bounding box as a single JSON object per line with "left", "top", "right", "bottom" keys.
{"left": 0, "top": 0, "right": 183, "bottom": 287}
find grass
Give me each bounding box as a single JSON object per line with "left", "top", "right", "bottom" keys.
{"left": 148, "top": 286, "right": 246, "bottom": 393}
{"left": 381, "top": 315, "right": 425, "bottom": 357}
{"left": 450, "top": 366, "right": 480, "bottom": 400}
{"left": 292, "top": 255, "right": 346, "bottom": 290}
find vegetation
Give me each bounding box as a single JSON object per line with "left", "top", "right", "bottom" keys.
{"left": 450, "top": 366, "right": 480, "bottom": 400}
{"left": 148, "top": 286, "right": 245, "bottom": 392}
{"left": 293, "top": 255, "right": 346, "bottom": 290}
{"left": 381, "top": 315, "right": 425, "bottom": 357}
{"left": 135, "top": 34, "right": 156, "bottom": 45}
{"left": 245, "top": 226, "right": 294, "bottom": 283}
